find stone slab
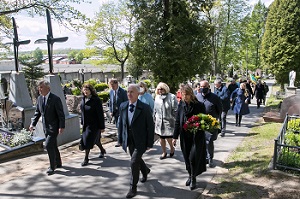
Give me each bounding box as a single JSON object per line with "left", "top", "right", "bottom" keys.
{"left": 9, "top": 72, "right": 32, "bottom": 108}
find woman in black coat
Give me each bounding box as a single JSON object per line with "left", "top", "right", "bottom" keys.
{"left": 80, "top": 83, "right": 105, "bottom": 166}
{"left": 172, "top": 84, "right": 207, "bottom": 190}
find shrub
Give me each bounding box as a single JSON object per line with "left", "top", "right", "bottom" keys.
{"left": 288, "top": 118, "right": 300, "bottom": 132}
{"left": 94, "top": 83, "right": 109, "bottom": 92}
{"left": 285, "top": 130, "right": 300, "bottom": 147}
{"left": 143, "top": 79, "right": 152, "bottom": 89}
{"left": 72, "top": 79, "right": 82, "bottom": 89}
{"left": 98, "top": 91, "right": 109, "bottom": 102}
{"left": 72, "top": 87, "right": 81, "bottom": 96}
{"left": 84, "top": 78, "right": 97, "bottom": 87}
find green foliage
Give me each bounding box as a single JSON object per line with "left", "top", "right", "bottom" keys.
{"left": 72, "top": 79, "right": 82, "bottom": 89}
{"left": 278, "top": 148, "right": 300, "bottom": 168}
{"left": 285, "top": 130, "right": 300, "bottom": 147}
{"left": 84, "top": 78, "right": 97, "bottom": 87}
{"left": 131, "top": 0, "right": 211, "bottom": 92}
{"left": 142, "top": 79, "right": 152, "bottom": 89}
{"left": 261, "top": 0, "right": 300, "bottom": 88}
{"left": 94, "top": 83, "right": 109, "bottom": 92}
{"left": 288, "top": 118, "right": 300, "bottom": 132}
{"left": 98, "top": 91, "right": 109, "bottom": 102}
{"left": 71, "top": 87, "right": 81, "bottom": 96}
{"left": 85, "top": 0, "right": 134, "bottom": 80}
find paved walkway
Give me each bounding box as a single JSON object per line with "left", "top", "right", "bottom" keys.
{"left": 0, "top": 81, "right": 273, "bottom": 199}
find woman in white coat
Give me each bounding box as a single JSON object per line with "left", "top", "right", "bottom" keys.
{"left": 154, "top": 82, "right": 178, "bottom": 159}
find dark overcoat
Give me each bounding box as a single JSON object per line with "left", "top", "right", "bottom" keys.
{"left": 173, "top": 100, "right": 207, "bottom": 176}
{"left": 230, "top": 88, "right": 251, "bottom": 115}
{"left": 80, "top": 95, "right": 105, "bottom": 149}
{"left": 214, "top": 85, "right": 231, "bottom": 112}
{"left": 118, "top": 100, "right": 154, "bottom": 154}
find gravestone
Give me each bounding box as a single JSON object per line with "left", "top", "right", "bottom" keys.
{"left": 280, "top": 95, "right": 300, "bottom": 119}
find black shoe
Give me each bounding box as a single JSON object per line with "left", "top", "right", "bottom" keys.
{"left": 126, "top": 187, "right": 137, "bottom": 198}
{"left": 235, "top": 123, "right": 238, "bottom": 126}
{"left": 238, "top": 123, "right": 241, "bottom": 127}
{"left": 46, "top": 168, "right": 55, "bottom": 175}
{"left": 185, "top": 177, "right": 191, "bottom": 186}
{"left": 99, "top": 149, "right": 106, "bottom": 158}
{"left": 190, "top": 177, "right": 196, "bottom": 190}
{"left": 159, "top": 153, "right": 167, "bottom": 160}
{"left": 209, "top": 159, "right": 215, "bottom": 168}
{"left": 115, "top": 143, "right": 121, "bottom": 147}
{"left": 141, "top": 168, "right": 150, "bottom": 183}
{"left": 220, "top": 132, "right": 225, "bottom": 137}
{"left": 170, "top": 150, "right": 175, "bottom": 158}
{"left": 81, "top": 159, "right": 89, "bottom": 166}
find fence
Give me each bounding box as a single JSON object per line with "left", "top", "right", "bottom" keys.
{"left": 273, "top": 114, "right": 300, "bottom": 172}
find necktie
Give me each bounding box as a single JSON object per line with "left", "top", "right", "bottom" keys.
{"left": 129, "top": 104, "right": 135, "bottom": 113}
{"left": 113, "top": 90, "right": 117, "bottom": 111}
{"left": 42, "top": 96, "right": 46, "bottom": 111}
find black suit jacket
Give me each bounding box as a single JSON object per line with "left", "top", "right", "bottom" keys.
{"left": 118, "top": 100, "right": 154, "bottom": 153}
{"left": 31, "top": 92, "right": 65, "bottom": 135}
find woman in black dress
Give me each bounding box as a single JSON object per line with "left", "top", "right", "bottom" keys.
{"left": 172, "top": 84, "right": 207, "bottom": 190}
{"left": 80, "top": 83, "right": 105, "bottom": 166}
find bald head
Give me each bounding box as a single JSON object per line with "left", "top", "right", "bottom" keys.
{"left": 127, "top": 84, "right": 139, "bottom": 103}
{"left": 199, "top": 80, "right": 210, "bottom": 95}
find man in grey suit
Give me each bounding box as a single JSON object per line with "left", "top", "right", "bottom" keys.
{"left": 118, "top": 84, "right": 154, "bottom": 198}
{"left": 30, "top": 80, "right": 65, "bottom": 175}
{"left": 109, "top": 78, "right": 128, "bottom": 147}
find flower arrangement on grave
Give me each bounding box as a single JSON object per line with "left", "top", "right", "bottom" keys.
{"left": 183, "top": 113, "right": 220, "bottom": 134}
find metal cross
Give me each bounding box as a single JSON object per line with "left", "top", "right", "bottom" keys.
{"left": 5, "top": 17, "right": 31, "bottom": 72}
{"left": 35, "top": 9, "right": 68, "bottom": 74}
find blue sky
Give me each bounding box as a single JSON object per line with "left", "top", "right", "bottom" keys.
{"left": 4, "top": 0, "right": 274, "bottom": 52}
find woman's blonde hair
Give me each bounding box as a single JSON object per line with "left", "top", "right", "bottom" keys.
{"left": 155, "top": 82, "right": 170, "bottom": 95}
{"left": 181, "top": 84, "right": 198, "bottom": 103}
{"left": 138, "top": 81, "right": 148, "bottom": 92}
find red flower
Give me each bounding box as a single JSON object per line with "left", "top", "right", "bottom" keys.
{"left": 183, "top": 123, "right": 188, "bottom": 130}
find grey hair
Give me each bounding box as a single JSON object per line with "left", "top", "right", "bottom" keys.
{"left": 128, "top": 84, "right": 140, "bottom": 93}
{"left": 214, "top": 78, "right": 222, "bottom": 85}
{"left": 38, "top": 80, "right": 51, "bottom": 89}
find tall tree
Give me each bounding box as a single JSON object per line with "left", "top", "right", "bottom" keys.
{"left": 261, "top": 0, "right": 300, "bottom": 88}
{"left": 130, "top": 0, "right": 211, "bottom": 92}
{"left": 216, "top": 0, "right": 250, "bottom": 76}
{"left": 86, "top": 0, "right": 135, "bottom": 80}
{"left": 245, "top": 0, "right": 268, "bottom": 71}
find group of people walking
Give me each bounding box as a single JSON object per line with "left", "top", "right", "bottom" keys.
{"left": 29, "top": 77, "right": 268, "bottom": 198}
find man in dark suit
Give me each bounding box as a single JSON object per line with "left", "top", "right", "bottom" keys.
{"left": 118, "top": 84, "right": 154, "bottom": 198}
{"left": 196, "top": 80, "right": 222, "bottom": 168}
{"left": 29, "top": 80, "right": 65, "bottom": 175}
{"left": 109, "top": 78, "right": 128, "bottom": 147}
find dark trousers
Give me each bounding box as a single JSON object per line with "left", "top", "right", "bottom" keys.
{"left": 221, "top": 111, "right": 228, "bottom": 133}
{"left": 45, "top": 133, "right": 61, "bottom": 170}
{"left": 128, "top": 134, "right": 148, "bottom": 188}
{"left": 205, "top": 132, "right": 215, "bottom": 160}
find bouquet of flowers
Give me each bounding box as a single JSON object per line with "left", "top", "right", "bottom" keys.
{"left": 183, "top": 113, "right": 220, "bottom": 134}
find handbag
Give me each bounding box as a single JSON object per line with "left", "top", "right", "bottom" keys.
{"left": 79, "top": 138, "right": 84, "bottom": 151}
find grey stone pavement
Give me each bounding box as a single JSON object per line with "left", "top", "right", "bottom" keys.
{"left": 0, "top": 80, "right": 273, "bottom": 199}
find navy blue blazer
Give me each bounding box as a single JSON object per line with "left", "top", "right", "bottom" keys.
{"left": 31, "top": 93, "right": 65, "bottom": 135}
{"left": 118, "top": 99, "right": 154, "bottom": 153}
{"left": 109, "top": 86, "right": 128, "bottom": 116}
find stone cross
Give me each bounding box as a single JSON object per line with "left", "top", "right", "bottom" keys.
{"left": 34, "top": 9, "right": 68, "bottom": 74}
